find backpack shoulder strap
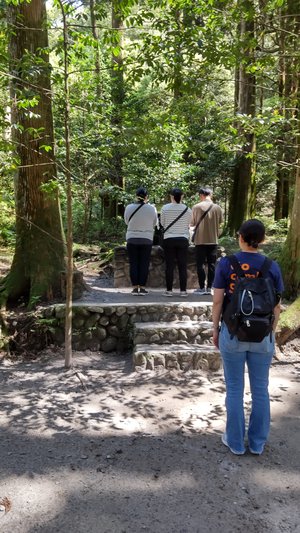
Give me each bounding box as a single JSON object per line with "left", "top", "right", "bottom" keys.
{"left": 228, "top": 255, "right": 245, "bottom": 278}
{"left": 259, "top": 256, "right": 273, "bottom": 277}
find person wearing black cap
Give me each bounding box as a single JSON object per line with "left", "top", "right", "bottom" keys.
{"left": 212, "top": 219, "right": 284, "bottom": 455}
{"left": 190, "top": 186, "right": 223, "bottom": 295}
{"left": 124, "top": 187, "right": 158, "bottom": 295}
{"left": 160, "top": 188, "right": 192, "bottom": 296}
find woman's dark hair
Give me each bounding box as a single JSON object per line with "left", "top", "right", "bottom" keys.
{"left": 239, "top": 219, "right": 265, "bottom": 249}
{"left": 171, "top": 187, "right": 183, "bottom": 204}
{"left": 136, "top": 186, "right": 148, "bottom": 202}
{"left": 199, "top": 186, "right": 212, "bottom": 196}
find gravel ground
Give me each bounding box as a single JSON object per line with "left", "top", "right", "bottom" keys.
{"left": 0, "top": 349, "right": 299, "bottom": 533}
{"left": 0, "top": 262, "right": 299, "bottom": 533}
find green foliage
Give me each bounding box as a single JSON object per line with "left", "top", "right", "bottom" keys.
{"left": 0, "top": 0, "right": 298, "bottom": 269}
{"left": 0, "top": 172, "right": 15, "bottom": 246}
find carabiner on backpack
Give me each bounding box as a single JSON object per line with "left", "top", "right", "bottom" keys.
{"left": 241, "top": 289, "right": 254, "bottom": 316}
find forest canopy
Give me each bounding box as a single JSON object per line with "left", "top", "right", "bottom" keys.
{"left": 0, "top": 0, "right": 299, "bottom": 304}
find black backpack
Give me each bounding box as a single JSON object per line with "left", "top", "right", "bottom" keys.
{"left": 223, "top": 255, "right": 276, "bottom": 342}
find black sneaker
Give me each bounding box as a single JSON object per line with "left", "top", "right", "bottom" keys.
{"left": 139, "top": 287, "right": 149, "bottom": 295}
{"left": 131, "top": 287, "right": 139, "bottom": 295}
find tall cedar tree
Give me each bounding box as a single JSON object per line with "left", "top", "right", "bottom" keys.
{"left": 227, "top": 0, "right": 256, "bottom": 234}
{"left": 275, "top": 0, "right": 299, "bottom": 220}
{"left": 2, "top": 0, "right": 66, "bottom": 307}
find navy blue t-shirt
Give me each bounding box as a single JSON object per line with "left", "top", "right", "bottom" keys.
{"left": 213, "top": 252, "right": 284, "bottom": 298}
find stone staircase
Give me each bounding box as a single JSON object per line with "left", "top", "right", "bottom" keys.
{"left": 133, "top": 318, "right": 221, "bottom": 372}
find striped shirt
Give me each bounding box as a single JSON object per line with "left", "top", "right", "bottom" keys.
{"left": 160, "top": 203, "right": 192, "bottom": 240}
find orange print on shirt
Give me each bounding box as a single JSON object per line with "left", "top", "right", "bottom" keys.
{"left": 229, "top": 262, "right": 260, "bottom": 293}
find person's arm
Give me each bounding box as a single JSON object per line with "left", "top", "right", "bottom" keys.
{"left": 190, "top": 206, "right": 196, "bottom": 227}
{"left": 212, "top": 288, "right": 225, "bottom": 348}
{"left": 218, "top": 207, "right": 224, "bottom": 236}
{"left": 273, "top": 302, "right": 281, "bottom": 332}
{"left": 124, "top": 206, "right": 129, "bottom": 225}
{"left": 153, "top": 206, "right": 158, "bottom": 228}
{"left": 160, "top": 207, "right": 166, "bottom": 228}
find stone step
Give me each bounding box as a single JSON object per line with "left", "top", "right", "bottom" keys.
{"left": 133, "top": 320, "right": 213, "bottom": 346}
{"left": 133, "top": 343, "right": 221, "bottom": 371}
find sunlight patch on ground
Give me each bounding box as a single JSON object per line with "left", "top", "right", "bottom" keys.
{"left": 1, "top": 475, "right": 65, "bottom": 521}
{"left": 179, "top": 401, "right": 224, "bottom": 430}
{"left": 253, "top": 468, "right": 299, "bottom": 490}
{"left": 110, "top": 414, "right": 147, "bottom": 432}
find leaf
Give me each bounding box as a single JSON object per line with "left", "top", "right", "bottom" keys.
{"left": 40, "top": 144, "right": 52, "bottom": 153}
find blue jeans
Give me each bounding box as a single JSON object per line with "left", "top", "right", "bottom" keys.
{"left": 219, "top": 323, "right": 274, "bottom": 454}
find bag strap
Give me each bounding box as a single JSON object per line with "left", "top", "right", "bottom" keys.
{"left": 260, "top": 257, "right": 273, "bottom": 277}
{"left": 228, "top": 254, "right": 273, "bottom": 279}
{"left": 128, "top": 202, "right": 144, "bottom": 223}
{"left": 162, "top": 206, "right": 188, "bottom": 234}
{"left": 228, "top": 255, "right": 245, "bottom": 278}
{"left": 193, "top": 203, "right": 213, "bottom": 237}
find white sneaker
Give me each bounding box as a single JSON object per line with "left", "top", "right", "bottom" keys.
{"left": 221, "top": 434, "right": 245, "bottom": 455}
{"left": 194, "top": 288, "right": 206, "bottom": 294}
{"left": 164, "top": 291, "right": 173, "bottom": 297}
{"left": 205, "top": 287, "right": 213, "bottom": 295}
{"left": 180, "top": 291, "right": 188, "bottom": 297}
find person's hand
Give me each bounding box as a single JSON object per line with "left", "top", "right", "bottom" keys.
{"left": 213, "top": 329, "right": 219, "bottom": 349}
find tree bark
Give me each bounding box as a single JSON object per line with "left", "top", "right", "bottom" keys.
{"left": 280, "top": 144, "right": 300, "bottom": 297}
{"left": 227, "top": 4, "right": 256, "bottom": 235}
{"left": 278, "top": 0, "right": 300, "bottom": 296}
{"left": 89, "top": 0, "right": 102, "bottom": 104}
{"left": 108, "top": 0, "right": 125, "bottom": 219}
{"left": 2, "top": 0, "right": 67, "bottom": 308}
{"left": 274, "top": 1, "right": 299, "bottom": 220}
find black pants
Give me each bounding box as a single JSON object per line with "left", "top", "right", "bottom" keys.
{"left": 126, "top": 243, "right": 152, "bottom": 286}
{"left": 163, "top": 238, "right": 189, "bottom": 291}
{"left": 195, "top": 244, "right": 218, "bottom": 289}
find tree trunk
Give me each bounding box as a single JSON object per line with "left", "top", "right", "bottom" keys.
{"left": 89, "top": 0, "right": 102, "bottom": 104}
{"left": 227, "top": 5, "right": 256, "bottom": 235}
{"left": 280, "top": 144, "right": 300, "bottom": 297}
{"left": 108, "top": 0, "right": 125, "bottom": 219}
{"left": 278, "top": 0, "right": 300, "bottom": 296}
{"left": 274, "top": 1, "right": 299, "bottom": 220}
{"left": 2, "top": 0, "right": 66, "bottom": 308}
{"left": 173, "top": 9, "right": 183, "bottom": 99}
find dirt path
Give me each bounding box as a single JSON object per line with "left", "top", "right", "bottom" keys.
{"left": 0, "top": 350, "right": 299, "bottom": 533}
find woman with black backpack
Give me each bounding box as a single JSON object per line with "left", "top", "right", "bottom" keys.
{"left": 212, "top": 219, "right": 284, "bottom": 455}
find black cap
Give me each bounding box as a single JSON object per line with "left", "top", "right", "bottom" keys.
{"left": 171, "top": 187, "right": 183, "bottom": 196}
{"left": 136, "top": 186, "right": 148, "bottom": 199}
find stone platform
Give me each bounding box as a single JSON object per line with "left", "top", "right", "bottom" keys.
{"left": 10, "top": 276, "right": 221, "bottom": 372}
{"left": 34, "top": 290, "right": 220, "bottom": 372}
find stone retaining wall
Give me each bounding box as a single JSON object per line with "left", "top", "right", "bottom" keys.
{"left": 39, "top": 302, "right": 212, "bottom": 353}
{"left": 114, "top": 245, "right": 199, "bottom": 288}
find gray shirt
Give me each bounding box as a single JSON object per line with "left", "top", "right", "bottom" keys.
{"left": 124, "top": 202, "right": 158, "bottom": 242}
